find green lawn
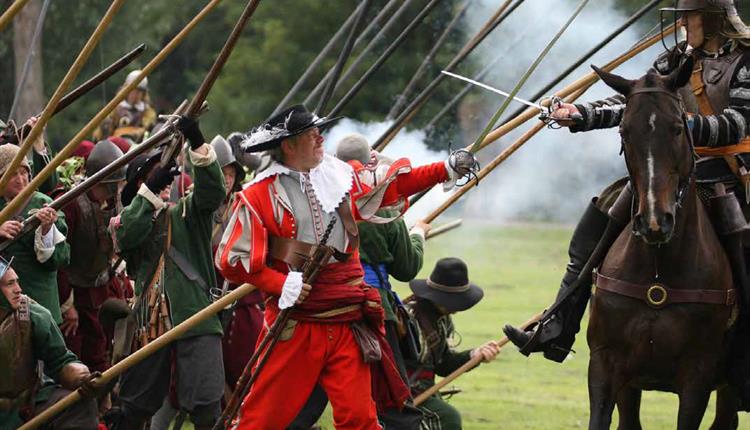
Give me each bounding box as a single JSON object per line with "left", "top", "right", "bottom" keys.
{"left": 315, "top": 222, "right": 750, "bottom": 429}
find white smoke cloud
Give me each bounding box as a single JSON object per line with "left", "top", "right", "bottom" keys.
{"left": 326, "top": 0, "right": 675, "bottom": 225}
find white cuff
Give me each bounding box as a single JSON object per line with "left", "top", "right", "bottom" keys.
{"left": 278, "top": 271, "right": 304, "bottom": 309}
{"left": 442, "top": 159, "right": 458, "bottom": 191}
{"left": 34, "top": 224, "right": 65, "bottom": 263}
{"left": 189, "top": 144, "right": 217, "bottom": 167}
{"left": 137, "top": 184, "right": 167, "bottom": 211}
{"left": 409, "top": 226, "right": 426, "bottom": 240}
{"left": 60, "top": 290, "right": 75, "bottom": 314}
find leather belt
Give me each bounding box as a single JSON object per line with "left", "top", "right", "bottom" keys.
{"left": 269, "top": 236, "right": 351, "bottom": 270}
{"left": 593, "top": 271, "right": 735, "bottom": 308}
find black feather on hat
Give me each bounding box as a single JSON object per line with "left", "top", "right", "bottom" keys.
{"left": 241, "top": 105, "right": 341, "bottom": 153}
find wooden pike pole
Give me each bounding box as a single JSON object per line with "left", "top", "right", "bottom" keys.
{"left": 413, "top": 312, "right": 542, "bottom": 406}
{"left": 423, "top": 87, "right": 587, "bottom": 224}
{"left": 0, "top": 0, "right": 127, "bottom": 194}
{"left": 425, "top": 218, "right": 462, "bottom": 240}
{"left": 407, "top": 24, "right": 674, "bottom": 208}
{"left": 0, "top": 0, "right": 31, "bottom": 32}
{"left": 372, "top": 0, "right": 522, "bottom": 152}
{"left": 0, "top": 0, "right": 223, "bottom": 226}
{"left": 18, "top": 284, "right": 258, "bottom": 430}
{"left": 2, "top": 44, "right": 147, "bottom": 145}
{"left": 473, "top": 24, "right": 675, "bottom": 153}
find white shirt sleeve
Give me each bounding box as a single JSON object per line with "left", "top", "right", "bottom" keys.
{"left": 34, "top": 224, "right": 66, "bottom": 263}
{"left": 278, "top": 271, "right": 304, "bottom": 309}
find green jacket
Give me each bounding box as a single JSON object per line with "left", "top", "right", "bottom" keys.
{"left": 359, "top": 209, "right": 424, "bottom": 322}
{"left": 116, "top": 147, "right": 225, "bottom": 339}
{"left": 406, "top": 299, "right": 472, "bottom": 392}
{"left": 0, "top": 296, "right": 80, "bottom": 430}
{"left": 0, "top": 192, "right": 69, "bottom": 324}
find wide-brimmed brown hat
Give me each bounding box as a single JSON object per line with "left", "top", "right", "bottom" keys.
{"left": 409, "top": 257, "right": 484, "bottom": 313}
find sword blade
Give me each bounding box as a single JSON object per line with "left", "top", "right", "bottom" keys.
{"left": 441, "top": 70, "right": 543, "bottom": 111}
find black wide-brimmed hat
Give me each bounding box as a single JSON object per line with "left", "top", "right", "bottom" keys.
{"left": 409, "top": 257, "right": 484, "bottom": 313}
{"left": 241, "top": 104, "right": 341, "bottom": 153}
{"left": 121, "top": 150, "right": 162, "bottom": 206}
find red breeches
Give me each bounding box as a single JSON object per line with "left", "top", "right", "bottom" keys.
{"left": 234, "top": 317, "right": 381, "bottom": 430}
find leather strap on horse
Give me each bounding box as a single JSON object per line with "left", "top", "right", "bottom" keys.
{"left": 593, "top": 270, "right": 736, "bottom": 307}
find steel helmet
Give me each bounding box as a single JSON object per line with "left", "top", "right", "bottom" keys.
{"left": 662, "top": 0, "right": 749, "bottom": 37}
{"left": 85, "top": 140, "right": 126, "bottom": 183}
{"left": 124, "top": 70, "right": 148, "bottom": 91}
{"left": 210, "top": 135, "right": 246, "bottom": 187}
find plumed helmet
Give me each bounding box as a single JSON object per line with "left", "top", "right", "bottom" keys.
{"left": 85, "top": 140, "right": 126, "bottom": 183}
{"left": 335, "top": 133, "right": 371, "bottom": 164}
{"left": 124, "top": 70, "right": 148, "bottom": 91}
{"left": 210, "top": 134, "right": 246, "bottom": 186}
{"left": 667, "top": 0, "right": 749, "bottom": 37}
{"left": 0, "top": 144, "right": 30, "bottom": 176}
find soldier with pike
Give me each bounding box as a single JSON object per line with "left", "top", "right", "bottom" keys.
{"left": 215, "top": 104, "right": 479, "bottom": 429}
{"left": 58, "top": 140, "right": 126, "bottom": 378}
{"left": 93, "top": 70, "right": 157, "bottom": 144}
{"left": 0, "top": 255, "right": 102, "bottom": 430}
{"left": 504, "top": 0, "right": 750, "bottom": 370}
{"left": 107, "top": 116, "right": 227, "bottom": 430}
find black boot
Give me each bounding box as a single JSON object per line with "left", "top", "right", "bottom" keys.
{"left": 503, "top": 198, "right": 610, "bottom": 362}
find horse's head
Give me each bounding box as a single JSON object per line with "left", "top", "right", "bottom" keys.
{"left": 594, "top": 57, "right": 695, "bottom": 245}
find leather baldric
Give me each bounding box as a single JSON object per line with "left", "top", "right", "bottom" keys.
{"left": 268, "top": 199, "right": 359, "bottom": 271}
{"left": 593, "top": 271, "right": 735, "bottom": 308}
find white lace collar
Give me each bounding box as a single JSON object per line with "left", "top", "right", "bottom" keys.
{"left": 249, "top": 154, "right": 354, "bottom": 213}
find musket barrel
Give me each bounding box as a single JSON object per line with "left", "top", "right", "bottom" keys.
{"left": 425, "top": 219, "right": 463, "bottom": 240}
{"left": 4, "top": 44, "right": 147, "bottom": 145}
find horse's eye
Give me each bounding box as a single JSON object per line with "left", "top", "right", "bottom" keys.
{"left": 672, "top": 124, "right": 684, "bottom": 136}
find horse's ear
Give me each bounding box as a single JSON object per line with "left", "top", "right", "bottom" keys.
{"left": 666, "top": 55, "right": 694, "bottom": 91}
{"left": 592, "top": 65, "right": 633, "bottom": 97}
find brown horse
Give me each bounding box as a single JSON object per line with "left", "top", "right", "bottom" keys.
{"left": 586, "top": 58, "right": 739, "bottom": 430}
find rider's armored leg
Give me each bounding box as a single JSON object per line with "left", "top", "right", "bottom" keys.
{"left": 504, "top": 180, "right": 631, "bottom": 363}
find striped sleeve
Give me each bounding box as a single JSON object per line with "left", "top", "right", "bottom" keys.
{"left": 690, "top": 53, "right": 750, "bottom": 148}
{"left": 570, "top": 94, "right": 627, "bottom": 133}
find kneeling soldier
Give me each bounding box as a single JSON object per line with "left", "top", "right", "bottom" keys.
{"left": 405, "top": 258, "right": 501, "bottom": 430}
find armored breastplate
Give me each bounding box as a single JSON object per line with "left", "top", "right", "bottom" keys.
{"left": 0, "top": 297, "right": 37, "bottom": 399}
{"left": 678, "top": 47, "right": 746, "bottom": 115}
{"left": 66, "top": 194, "right": 116, "bottom": 287}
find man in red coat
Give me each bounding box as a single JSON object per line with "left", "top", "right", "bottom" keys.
{"left": 216, "top": 105, "right": 477, "bottom": 430}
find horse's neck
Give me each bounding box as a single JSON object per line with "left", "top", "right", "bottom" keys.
{"left": 604, "top": 183, "right": 728, "bottom": 288}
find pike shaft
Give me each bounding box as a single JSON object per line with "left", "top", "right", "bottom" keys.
{"left": 0, "top": 0, "right": 222, "bottom": 227}
{"left": 0, "top": 0, "right": 31, "bottom": 32}
{"left": 271, "top": 1, "right": 366, "bottom": 117}
{"left": 315, "top": 0, "right": 372, "bottom": 114}
{"left": 373, "top": 0, "right": 523, "bottom": 152}
{"left": 306, "top": 0, "right": 413, "bottom": 108}
{"left": 498, "top": 0, "right": 662, "bottom": 127}
{"left": 4, "top": 44, "right": 147, "bottom": 145}
{"left": 0, "top": 0, "right": 127, "bottom": 197}
{"left": 328, "top": 0, "right": 441, "bottom": 117}
{"left": 468, "top": 0, "right": 590, "bottom": 154}
{"left": 387, "top": 0, "right": 470, "bottom": 120}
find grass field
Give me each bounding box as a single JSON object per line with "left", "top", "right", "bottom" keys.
{"left": 315, "top": 222, "right": 750, "bottom": 429}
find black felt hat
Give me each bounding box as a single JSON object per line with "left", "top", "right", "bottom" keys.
{"left": 241, "top": 104, "right": 341, "bottom": 153}
{"left": 409, "top": 257, "right": 484, "bottom": 313}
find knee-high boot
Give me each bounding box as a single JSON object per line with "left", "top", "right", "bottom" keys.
{"left": 504, "top": 184, "right": 632, "bottom": 363}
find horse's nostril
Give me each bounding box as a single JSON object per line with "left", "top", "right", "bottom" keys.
{"left": 633, "top": 214, "right": 646, "bottom": 235}
{"left": 661, "top": 213, "right": 675, "bottom": 235}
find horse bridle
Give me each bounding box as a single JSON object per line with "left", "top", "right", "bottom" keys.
{"left": 623, "top": 86, "right": 696, "bottom": 217}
